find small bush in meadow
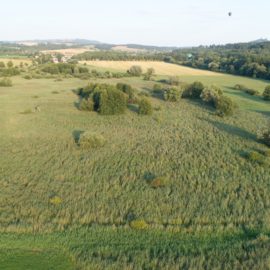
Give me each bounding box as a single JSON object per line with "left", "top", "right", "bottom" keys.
{"left": 51, "top": 91, "right": 59, "bottom": 94}
{"left": 182, "top": 81, "right": 204, "bottom": 99}
{"left": 200, "top": 85, "right": 223, "bottom": 106}
{"left": 116, "top": 83, "right": 136, "bottom": 102}
{"left": 79, "top": 132, "right": 106, "bottom": 149}
{"left": 263, "top": 85, "right": 270, "bottom": 100}
{"left": 215, "top": 95, "right": 236, "bottom": 117}
{"left": 143, "top": 68, "right": 155, "bottom": 80}
{"left": 127, "top": 65, "right": 143, "bottom": 76}
{"left": 94, "top": 86, "right": 127, "bottom": 115}
{"left": 163, "top": 87, "right": 181, "bottom": 102}
{"left": 79, "top": 98, "right": 94, "bottom": 111}
{"left": 138, "top": 98, "right": 153, "bottom": 115}
{"left": 168, "top": 76, "right": 180, "bottom": 86}
{"left": 130, "top": 219, "right": 148, "bottom": 230}
{"left": 0, "top": 78, "right": 12, "bottom": 87}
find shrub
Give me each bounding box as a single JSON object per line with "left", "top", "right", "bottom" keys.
{"left": 182, "top": 81, "right": 204, "bottom": 99}
{"left": 138, "top": 98, "right": 153, "bottom": 115}
{"left": 94, "top": 86, "right": 127, "bottom": 115}
{"left": 2, "top": 68, "right": 20, "bottom": 76}
{"left": 169, "top": 76, "right": 180, "bottom": 86}
{"left": 200, "top": 85, "right": 223, "bottom": 106}
{"left": 130, "top": 219, "right": 148, "bottom": 230}
{"left": 215, "top": 95, "right": 236, "bottom": 117}
{"left": 263, "top": 85, "right": 270, "bottom": 100}
{"left": 79, "top": 132, "right": 106, "bottom": 149}
{"left": 143, "top": 68, "right": 155, "bottom": 80}
{"left": 79, "top": 98, "right": 94, "bottom": 111}
{"left": 0, "top": 78, "right": 12, "bottom": 87}
{"left": 163, "top": 87, "right": 181, "bottom": 102}
{"left": 116, "top": 83, "right": 136, "bottom": 102}
{"left": 127, "top": 65, "right": 142, "bottom": 76}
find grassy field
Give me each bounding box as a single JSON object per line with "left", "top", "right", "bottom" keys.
{"left": 0, "top": 62, "right": 270, "bottom": 269}
{"left": 42, "top": 47, "right": 95, "bottom": 57}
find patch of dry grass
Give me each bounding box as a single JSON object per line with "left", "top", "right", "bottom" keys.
{"left": 80, "top": 61, "right": 223, "bottom": 76}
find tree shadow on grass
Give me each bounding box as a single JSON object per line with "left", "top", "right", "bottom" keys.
{"left": 226, "top": 88, "right": 264, "bottom": 103}
{"left": 72, "top": 130, "right": 84, "bottom": 144}
{"left": 128, "top": 104, "right": 139, "bottom": 113}
{"left": 254, "top": 110, "right": 270, "bottom": 118}
{"left": 200, "top": 118, "right": 257, "bottom": 141}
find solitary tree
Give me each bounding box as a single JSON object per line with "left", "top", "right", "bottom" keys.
{"left": 144, "top": 68, "right": 155, "bottom": 80}
{"left": 263, "top": 85, "right": 270, "bottom": 100}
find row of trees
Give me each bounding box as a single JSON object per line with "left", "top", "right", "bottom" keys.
{"left": 169, "top": 41, "right": 270, "bottom": 80}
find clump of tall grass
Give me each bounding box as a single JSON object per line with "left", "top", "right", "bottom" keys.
{"left": 79, "top": 132, "right": 106, "bottom": 149}
{"left": 130, "top": 219, "right": 148, "bottom": 230}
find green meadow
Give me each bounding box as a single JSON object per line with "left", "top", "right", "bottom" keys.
{"left": 0, "top": 64, "right": 270, "bottom": 269}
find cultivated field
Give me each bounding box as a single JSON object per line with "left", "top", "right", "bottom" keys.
{"left": 0, "top": 64, "right": 270, "bottom": 269}
{"left": 0, "top": 58, "right": 32, "bottom": 66}
{"left": 111, "top": 45, "right": 146, "bottom": 53}
{"left": 80, "top": 60, "right": 224, "bottom": 76}
{"left": 42, "top": 47, "right": 95, "bottom": 57}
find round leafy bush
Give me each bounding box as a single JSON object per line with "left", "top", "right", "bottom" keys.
{"left": 79, "top": 98, "right": 94, "bottom": 111}
{"left": 79, "top": 132, "right": 106, "bottom": 149}
{"left": 127, "top": 65, "right": 142, "bottom": 76}
{"left": 263, "top": 85, "right": 270, "bottom": 100}
{"left": 116, "top": 83, "right": 136, "bottom": 102}
{"left": 138, "top": 98, "right": 153, "bottom": 115}
{"left": 94, "top": 86, "right": 127, "bottom": 115}
{"left": 215, "top": 95, "right": 236, "bottom": 117}
{"left": 163, "top": 87, "right": 181, "bottom": 102}
{"left": 169, "top": 76, "right": 180, "bottom": 86}
{"left": 182, "top": 81, "right": 204, "bottom": 99}
{"left": 200, "top": 85, "right": 223, "bottom": 106}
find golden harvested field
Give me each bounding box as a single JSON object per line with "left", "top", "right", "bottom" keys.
{"left": 111, "top": 45, "right": 146, "bottom": 52}
{"left": 42, "top": 47, "right": 95, "bottom": 57}
{"left": 80, "top": 60, "right": 223, "bottom": 76}
{"left": 0, "top": 58, "right": 32, "bottom": 65}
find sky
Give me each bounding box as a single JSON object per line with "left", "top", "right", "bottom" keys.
{"left": 0, "top": 0, "right": 269, "bottom": 46}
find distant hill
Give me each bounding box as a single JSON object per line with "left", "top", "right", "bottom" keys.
{"left": 250, "top": 38, "right": 268, "bottom": 44}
